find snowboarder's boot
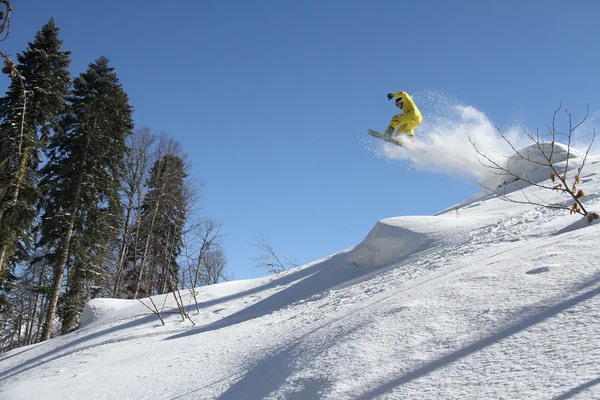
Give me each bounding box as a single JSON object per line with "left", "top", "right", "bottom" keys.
{"left": 384, "top": 126, "right": 395, "bottom": 138}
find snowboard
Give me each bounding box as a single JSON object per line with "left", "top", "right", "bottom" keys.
{"left": 367, "top": 129, "right": 405, "bottom": 147}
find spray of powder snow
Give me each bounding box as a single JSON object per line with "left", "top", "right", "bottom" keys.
{"left": 369, "top": 92, "right": 522, "bottom": 183}
{"left": 367, "top": 91, "right": 598, "bottom": 187}
{"left": 577, "top": 109, "right": 600, "bottom": 157}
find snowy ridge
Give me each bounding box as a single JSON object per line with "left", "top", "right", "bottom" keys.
{"left": 1, "top": 151, "right": 600, "bottom": 399}
{"left": 345, "top": 215, "right": 483, "bottom": 268}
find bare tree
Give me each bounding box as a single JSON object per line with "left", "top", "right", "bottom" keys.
{"left": 113, "top": 126, "right": 155, "bottom": 297}
{"left": 249, "top": 230, "right": 298, "bottom": 274}
{"left": 470, "top": 104, "right": 598, "bottom": 222}
{"left": 181, "top": 218, "right": 228, "bottom": 313}
{"left": 202, "top": 246, "right": 229, "bottom": 285}
{"left": 187, "top": 219, "right": 225, "bottom": 286}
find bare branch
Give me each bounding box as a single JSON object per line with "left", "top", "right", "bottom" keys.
{"left": 476, "top": 179, "right": 571, "bottom": 212}
{"left": 137, "top": 298, "right": 165, "bottom": 326}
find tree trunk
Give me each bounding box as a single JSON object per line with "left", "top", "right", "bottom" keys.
{"left": 112, "top": 204, "right": 132, "bottom": 297}
{"left": 40, "top": 222, "right": 76, "bottom": 341}
{"left": 133, "top": 194, "right": 161, "bottom": 299}
{"left": 40, "top": 130, "right": 92, "bottom": 341}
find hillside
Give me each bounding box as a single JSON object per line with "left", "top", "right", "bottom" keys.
{"left": 1, "top": 145, "right": 599, "bottom": 399}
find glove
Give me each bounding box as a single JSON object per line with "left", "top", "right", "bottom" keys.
{"left": 387, "top": 93, "right": 394, "bottom": 100}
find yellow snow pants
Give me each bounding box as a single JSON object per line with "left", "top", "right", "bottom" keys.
{"left": 387, "top": 114, "right": 421, "bottom": 137}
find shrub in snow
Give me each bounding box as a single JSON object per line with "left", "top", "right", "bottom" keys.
{"left": 470, "top": 104, "right": 597, "bottom": 220}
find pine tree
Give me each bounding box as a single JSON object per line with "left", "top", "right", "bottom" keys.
{"left": 126, "top": 152, "right": 188, "bottom": 299}
{"left": 0, "top": 19, "right": 71, "bottom": 278}
{"left": 38, "top": 56, "right": 133, "bottom": 339}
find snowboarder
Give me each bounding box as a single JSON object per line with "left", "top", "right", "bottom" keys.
{"left": 384, "top": 91, "right": 422, "bottom": 140}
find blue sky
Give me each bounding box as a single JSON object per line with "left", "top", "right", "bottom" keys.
{"left": 6, "top": 0, "right": 599, "bottom": 280}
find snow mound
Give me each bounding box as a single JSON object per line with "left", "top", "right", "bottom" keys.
{"left": 482, "top": 142, "right": 585, "bottom": 188}
{"left": 506, "top": 142, "right": 583, "bottom": 175}
{"left": 345, "top": 215, "right": 478, "bottom": 268}
{"left": 80, "top": 298, "right": 135, "bottom": 328}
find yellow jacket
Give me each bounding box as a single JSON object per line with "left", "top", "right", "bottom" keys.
{"left": 391, "top": 91, "right": 422, "bottom": 123}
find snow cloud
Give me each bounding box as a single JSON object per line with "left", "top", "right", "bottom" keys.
{"left": 579, "top": 109, "right": 600, "bottom": 156}
{"left": 369, "top": 92, "right": 596, "bottom": 185}
{"left": 374, "top": 103, "right": 522, "bottom": 184}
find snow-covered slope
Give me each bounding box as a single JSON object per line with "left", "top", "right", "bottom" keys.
{"left": 1, "top": 146, "right": 600, "bottom": 400}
